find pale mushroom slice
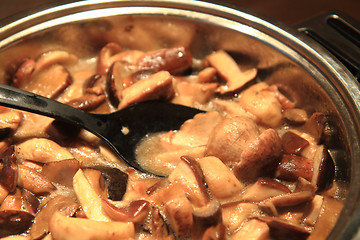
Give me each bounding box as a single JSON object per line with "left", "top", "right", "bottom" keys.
{"left": 173, "top": 80, "right": 219, "bottom": 105}
{"left": 231, "top": 219, "right": 270, "bottom": 240}
{"left": 198, "top": 156, "right": 244, "bottom": 200}
{"left": 161, "top": 111, "right": 222, "bottom": 150}
{"left": 0, "top": 111, "right": 23, "bottom": 138}
{"left": 118, "top": 71, "right": 175, "bottom": 109}
{"left": 17, "top": 165, "right": 56, "bottom": 195}
{"left": 41, "top": 159, "right": 80, "bottom": 188}
{"left": 15, "top": 138, "right": 74, "bottom": 164}
{"left": 72, "top": 168, "right": 111, "bottom": 222}
{"left": 49, "top": 212, "right": 135, "bottom": 240}
{"left": 205, "top": 50, "right": 257, "bottom": 94}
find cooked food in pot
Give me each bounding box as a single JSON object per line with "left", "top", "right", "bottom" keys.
{"left": 0, "top": 40, "right": 343, "bottom": 239}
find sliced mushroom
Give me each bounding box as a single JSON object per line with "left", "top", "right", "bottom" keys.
{"left": 32, "top": 50, "right": 78, "bottom": 76}
{"left": 13, "top": 58, "right": 35, "bottom": 88}
{"left": 192, "top": 199, "right": 222, "bottom": 239}
{"left": 283, "top": 108, "right": 308, "bottom": 125}
{"left": 212, "top": 99, "right": 256, "bottom": 120}
{"left": 165, "top": 197, "right": 194, "bottom": 238}
{"left": 0, "top": 210, "right": 34, "bottom": 238}
{"left": 17, "top": 165, "right": 56, "bottom": 195}
{"left": 205, "top": 50, "right": 257, "bottom": 94}
{"left": 302, "top": 112, "right": 326, "bottom": 144}
{"left": 49, "top": 211, "right": 135, "bottom": 240}
{"left": 198, "top": 156, "right": 244, "bottom": 199}
{"left": 174, "top": 80, "right": 219, "bottom": 105}
{"left": 241, "top": 177, "right": 290, "bottom": 202}
{"left": 15, "top": 138, "right": 74, "bottom": 164}
{"left": 118, "top": 70, "right": 175, "bottom": 109}
{"left": 23, "top": 64, "right": 72, "bottom": 99}
{"left": 137, "top": 46, "right": 192, "bottom": 74}
{"left": 238, "top": 82, "right": 282, "bottom": 128}
{"left": 149, "top": 206, "right": 175, "bottom": 240}
{"left": 29, "top": 196, "right": 79, "bottom": 240}
{"left": 267, "top": 84, "right": 295, "bottom": 110}
{"left": 0, "top": 189, "right": 22, "bottom": 211}
{"left": 66, "top": 93, "right": 106, "bottom": 111}
{"left": 206, "top": 115, "right": 260, "bottom": 166}
{"left": 257, "top": 216, "right": 310, "bottom": 240}
{"left": 72, "top": 168, "right": 111, "bottom": 221}
{"left": 303, "top": 195, "right": 324, "bottom": 226}
{"left": 311, "top": 145, "right": 335, "bottom": 191}
{"left": 0, "top": 184, "right": 9, "bottom": 204}
{"left": 96, "top": 42, "right": 122, "bottom": 75}
{"left": 234, "top": 128, "right": 282, "bottom": 181}
{"left": 42, "top": 159, "right": 80, "bottom": 188}
{"left": 163, "top": 111, "right": 222, "bottom": 150}
{"left": 196, "top": 67, "right": 217, "bottom": 83}
{"left": 0, "top": 111, "right": 23, "bottom": 139}
{"left": 82, "top": 168, "right": 107, "bottom": 198}
{"left": 201, "top": 223, "right": 226, "bottom": 240}
{"left": 231, "top": 219, "right": 270, "bottom": 240}
{"left": 0, "top": 146, "right": 18, "bottom": 193}
{"left": 0, "top": 235, "right": 31, "bottom": 240}
{"left": 222, "top": 202, "right": 260, "bottom": 234}
{"left": 168, "top": 155, "right": 210, "bottom": 207}
{"left": 282, "top": 131, "right": 310, "bottom": 154}
{"left": 102, "top": 199, "right": 150, "bottom": 223}
{"left": 275, "top": 154, "right": 314, "bottom": 182}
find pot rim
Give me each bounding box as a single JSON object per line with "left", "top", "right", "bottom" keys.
{"left": 1, "top": 1, "right": 360, "bottom": 238}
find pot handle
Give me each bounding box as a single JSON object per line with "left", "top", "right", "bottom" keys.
{"left": 297, "top": 12, "right": 360, "bottom": 81}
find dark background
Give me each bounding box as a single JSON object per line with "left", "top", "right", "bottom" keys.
{"left": 1, "top": 0, "right": 360, "bottom": 27}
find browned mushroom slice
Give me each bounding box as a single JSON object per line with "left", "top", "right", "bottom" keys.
{"left": 311, "top": 145, "right": 335, "bottom": 191}
{"left": 205, "top": 50, "right": 257, "bottom": 94}
{"left": 302, "top": 112, "right": 326, "bottom": 144}
{"left": 0, "top": 210, "right": 34, "bottom": 238}
{"left": 282, "top": 131, "right": 310, "bottom": 154}
{"left": 32, "top": 50, "right": 78, "bottom": 76}
{"left": 66, "top": 93, "right": 106, "bottom": 111}
{"left": 283, "top": 108, "right": 308, "bottom": 125}
{"left": 234, "top": 128, "right": 282, "bottom": 180}
{"left": 102, "top": 199, "right": 151, "bottom": 224}
{"left": 241, "top": 177, "right": 290, "bottom": 202}
{"left": 163, "top": 111, "right": 222, "bottom": 150}
{"left": 196, "top": 67, "right": 217, "bottom": 83}
{"left": 207, "top": 115, "right": 260, "bottom": 166}
{"left": 13, "top": 58, "right": 35, "bottom": 88}
{"left": 0, "top": 146, "right": 18, "bottom": 193}
{"left": 41, "top": 159, "right": 80, "bottom": 188}
{"left": 192, "top": 199, "right": 222, "bottom": 239}
{"left": 92, "top": 166, "right": 129, "bottom": 201}
{"left": 17, "top": 165, "right": 56, "bottom": 195}
{"left": 231, "top": 219, "right": 270, "bottom": 240}
{"left": 0, "top": 188, "right": 22, "bottom": 211}
{"left": 15, "top": 138, "right": 74, "bottom": 164}
{"left": 23, "top": 64, "right": 72, "bottom": 99}
{"left": 21, "top": 189, "right": 40, "bottom": 215}
{"left": 137, "top": 46, "right": 192, "bottom": 74}
{"left": 275, "top": 154, "right": 314, "bottom": 182}
{"left": 257, "top": 216, "right": 310, "bottom": 240}
{"left": 96, "top": 42, "right": 122, "bottom": 75}
{"left": 118, "top": 71, "right": 175, "bottom": 109}
{"left": 198, "top": 156, "right": 244, "bottom": 199}
{"left": 29, "top": 195, "right": 79, "bottom": 240}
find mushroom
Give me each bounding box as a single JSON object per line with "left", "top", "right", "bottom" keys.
{"left": 257, "top": 216, "right": 310, "bottom": 240}
{"left": 0, "top": 146, "right": 18, "bottom": 193}
{"left": 149, "top": 206, "right": 175, "bottom": 240}
{"left": 101, "top": 199, "right": 150, "bottom": 223}
{"left": 17, "top": 165, "right": 56, "bottom": 195}
{"left": 66, "top": 93, "right": 106, "bottom": 111}
{"left": 206, "top": 115, "right": 260, "bottom": 166}
{"left": 205, "top": 50, "right": 257, "bottom": 94}
{"left": 275, "top": 154, "right": 314, "bottom": 182}
{"left": 196, "top": 67, "right": 217, "bottom": 83}
{"left": 29, "top": 195, "right": 79, "bottom": 240}
{"left": 283, "top": 108, "right": 308, "bottom": 125}
{"left": 15, "top": 138, "right": 74, "bottom": 164}
{"left": 0, "top": 111, "right": 23, "bottom": 139}
{"left": 267, "top": 84, "right": 296, "bottom": 110}
{"left": 302, "top": 112, "right": 327, "bottom": 144}
{"left": 234, "top": 128, "right": 282, "bottom": 181}
{"left": 41, "top": 159, "right": 80, "bottom": 188}
{"left": 200, "top": 223, "right": 226, "bottom": 240}
{"left": 241, "top": 177, "right": 290, "bottom": 202}
{"left": 173, "top": 80, "right": 219, "bottom": 105}
{"left": 198, "top": 156, "right": 244, "bottom": 199}
{"left": 118, "top": 71, "right": 175, "bottom": 109}
{"left": 303, "top": 195, "right": 324, "bottom": 226}
{"left": 282, "top": 131, "right": 310, "bottom": 154}
{"left": 137, "top": 46, "right": 192, "bottom": 74}
{"left": 49, "top": 211, "right": 135, "bottom": 240}
{"left": 13, "top": 58, "right": 35, "bottom": 88}
{"left": 0, "top": 210, "right": 34, "bottom": 238}
{"left": 231, "top": 219, "right": 270, "bottom": 240}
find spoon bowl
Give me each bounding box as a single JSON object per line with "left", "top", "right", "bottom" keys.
{"left": 0, "top": 83, "right": 204, "bottom": 175}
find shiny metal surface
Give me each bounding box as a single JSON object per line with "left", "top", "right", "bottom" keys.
{"left": 0, "top": 0, "right": 359, "bottom": 238}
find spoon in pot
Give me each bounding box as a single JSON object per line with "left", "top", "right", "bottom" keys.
{"left": 0, "top": 83, "right": 204, "bottom": 176}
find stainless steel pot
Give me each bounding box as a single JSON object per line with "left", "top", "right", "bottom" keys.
{"left": 0, "top": 1, "right": 359, "bottom": 239}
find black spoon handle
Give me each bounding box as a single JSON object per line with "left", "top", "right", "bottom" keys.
{"left": 0, "top": 83, "right": 103, "bottom": 134}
